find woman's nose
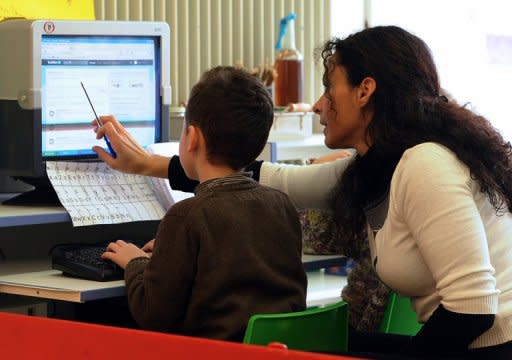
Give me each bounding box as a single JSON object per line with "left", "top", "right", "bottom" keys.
{"left": 312, "top": 97, "right": 323, "bottom": 115}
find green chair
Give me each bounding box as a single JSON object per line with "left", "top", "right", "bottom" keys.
{"left": 379, "top": 291, "right": 423, "bottom": 336}
{"left": 243, "top": 300, "right": 349, "bottom": 353}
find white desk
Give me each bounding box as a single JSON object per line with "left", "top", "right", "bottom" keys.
{"left": 0, "top": 259, "right": 346, "bottom": 307}
{"left": 306, "top": 270, "right": 347, "bottom": 307}
{"left": 0, "top": 261, "right": 125, "bottom": 302}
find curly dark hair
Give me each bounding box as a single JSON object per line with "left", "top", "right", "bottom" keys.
{"left": 321, "top": 26, "right": 512, "bottom": 257}
{"left": 185, "top": 66, "right": 273, "bottom": 170}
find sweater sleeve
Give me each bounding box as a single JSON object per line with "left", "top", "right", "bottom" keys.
{"left": 168, "top": 154, "right": 351, "bottom": 210}
{"left": 402, "top": 305, "right": 494, "bottom": 357}
{"left": 168, "top": 155, "right": 199, "bottom": 192}
{"left": 259, "top": 157, "right": 352, "bottom": 210}
{"left": 124, "top": 207, "right": 198, "bottom": 331}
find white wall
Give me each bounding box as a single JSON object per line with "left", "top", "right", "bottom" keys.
{"left": 94, "top": 0, "right": 332, "bottom": 107}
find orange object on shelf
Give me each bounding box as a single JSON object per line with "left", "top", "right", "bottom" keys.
{"left": 274, "top": 13, "right": 304, "bottom": 107}
{"left": 288, "top": 103, "right": 312, "bottom": 112}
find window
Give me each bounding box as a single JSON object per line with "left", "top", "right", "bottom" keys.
{"left": 332, "top": 0, "right": 512, "bottom": 141}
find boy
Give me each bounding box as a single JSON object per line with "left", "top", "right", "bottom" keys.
{"left": 101, "top": 66, "right": 307, "bottom": 341}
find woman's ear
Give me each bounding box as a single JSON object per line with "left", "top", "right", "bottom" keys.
{"left": 358, "top": 77, "right": 377, "bottom": 106}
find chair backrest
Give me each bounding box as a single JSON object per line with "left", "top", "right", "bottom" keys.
{"left": 379, "top": 291, "right": 423, "bottom": 336}
{"left": 243, "top": 301, "right": 348, "bottom": 353}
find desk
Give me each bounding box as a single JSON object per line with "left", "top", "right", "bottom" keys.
{"left": 0, "top": 197, "right": 346, "bottom": 312}
{"left": 303, "top": 254, "right": 346, "bottom": 271}
{"left": 0, "top": 259, "right": 346, "bottom": 307}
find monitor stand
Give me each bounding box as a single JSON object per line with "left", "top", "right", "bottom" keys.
{"left": 3, "top": 187, "right": 61, "bottom": 206}
{"left": 1, "top": 177, "right": 62, "bottom": 206}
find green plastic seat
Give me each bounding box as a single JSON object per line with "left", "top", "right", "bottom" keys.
{"left": 379, "top": 291, "right": 423, "bottom": 336}
{"left": 243, "top": 300, "right": 349, "bottom": 353}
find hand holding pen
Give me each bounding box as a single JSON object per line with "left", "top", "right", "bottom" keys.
{"left": 80, "top": 81, "right": 117, "bottom": 158}
{"left": 91, "top": 115, "right": 162, "bottom": 177}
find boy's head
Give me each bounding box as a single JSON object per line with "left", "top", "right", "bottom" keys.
{"left": 183, "top": 66, "right": 273, "bottom": 171}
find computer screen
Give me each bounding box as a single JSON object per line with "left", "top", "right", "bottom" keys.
{"left": 0, "top": 20, "right": 171, "bottom": 202}
{"left": 41, "top": 35, "right": 161, "bottom": 159}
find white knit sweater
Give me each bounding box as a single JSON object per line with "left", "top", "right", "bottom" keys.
{"left": 260, "top": 142, "right": 512, "bottom": 348}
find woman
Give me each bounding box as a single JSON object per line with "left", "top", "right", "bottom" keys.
{"left": 94, "top": 26, "right": 512, "bottom": 358}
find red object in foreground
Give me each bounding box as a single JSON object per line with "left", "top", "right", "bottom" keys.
{"left": 0, "top": 312, "right": 364, "bottom": 360}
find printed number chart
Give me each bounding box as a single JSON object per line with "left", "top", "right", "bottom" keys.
{"left": 46, "top": 161, "right": 166, "bottom": 226}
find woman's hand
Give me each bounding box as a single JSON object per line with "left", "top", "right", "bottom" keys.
{"left": 102, "top": 240, "right": 150, "bottom": 269}
{"left": 308, "top": 149, "right": 353, "bottom": 165}
{"left": 92, "top": 115, "right": 153, "bottom": 175}
{"left": 92, "top": 115, "right": 177, "bottom": 178}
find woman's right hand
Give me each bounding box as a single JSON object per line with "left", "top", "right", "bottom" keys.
{"left": 92, "top": 115, "right": 169, "bottom": 177}
{"left": 93, "top": 115, "right": 150, "bottom": 174}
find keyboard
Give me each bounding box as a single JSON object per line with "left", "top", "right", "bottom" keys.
{"left": 51, "top": 241, "right": 145, "bottom": 282}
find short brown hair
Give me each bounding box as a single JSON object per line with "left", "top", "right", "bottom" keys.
{"left": 185, "top": 66, "right": 273, "bottom": 170}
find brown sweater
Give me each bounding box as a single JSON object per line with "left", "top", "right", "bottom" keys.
{"left": 124, "top": 174, "right": 307, "bottom": 341}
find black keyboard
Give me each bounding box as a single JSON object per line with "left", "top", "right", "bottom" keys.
{"left": 51, "top": 241, "right": 144, "bottom": 282}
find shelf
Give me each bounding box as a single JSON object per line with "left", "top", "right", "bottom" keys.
{"left": 272, "top": 134, "right": 338, "bottom": 161}
{"left": 0, "top": 194, "right": 69, "bottom": 227}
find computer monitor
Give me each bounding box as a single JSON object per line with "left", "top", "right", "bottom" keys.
{"left": 0, "top": 19, "right": 171, "bottom": 204}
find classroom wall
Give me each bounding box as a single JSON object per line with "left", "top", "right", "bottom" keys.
{"left": 93, "top": 0, "right": 332, "bottom": 107}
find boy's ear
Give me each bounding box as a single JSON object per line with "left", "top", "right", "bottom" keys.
{"left": 358, "top": 76, "right": 377, "bottom": 107}
{"left": 185, "top": 125, "right": 201, "bottom": 152}
{"left": 186, "top": 125, "right": 197, "bottom": 152}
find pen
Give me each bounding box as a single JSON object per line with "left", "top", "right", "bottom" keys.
{"left": 80, "top": 81, "right": 117, "bottom": 158}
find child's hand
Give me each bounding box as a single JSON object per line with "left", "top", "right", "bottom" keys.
{"left": 102, "top": 240, "right": 149, "bottom": 269}
{"left": 142, "top": 239, "right": 156, "bottom": 257}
